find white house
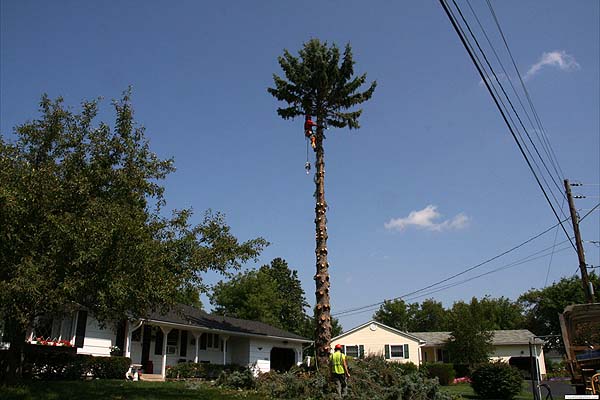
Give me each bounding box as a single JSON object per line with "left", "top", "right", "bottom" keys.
{"left": 25, "top": 304, "right": 309, "bottom": 379}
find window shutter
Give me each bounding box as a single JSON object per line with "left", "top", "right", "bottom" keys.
{"left": 74, "top": 310, "right": 87, "bottom": 348}
{"left": 180, "top": 330, "right": 188, "bottom": 357}
{"left": 404, "top": 344, "right": 409, "bottom": 359}
{"left": 384, "top": 344, "right": 390, "bottom": 359}
{"left": 155, "top": 329, "right": 164, "bottom": 355}
{"left": 359, "top": 345, "right": 365, "bottom": 359}
{"left": 114, "top": 320, "right": 126, "bottom": 355}
{"left": 342, "top": 345, "right": 346, "bottom": 354}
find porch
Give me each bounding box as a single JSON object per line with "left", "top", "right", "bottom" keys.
{"left": 122, "top": 319, "right": 303, "bottom": 379}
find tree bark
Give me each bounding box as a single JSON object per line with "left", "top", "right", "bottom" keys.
{"left": 313, "top": 118, "right": 332, "bottom": 368}
{"left": 2, "top": 317, "right": 26, "bottom": 385}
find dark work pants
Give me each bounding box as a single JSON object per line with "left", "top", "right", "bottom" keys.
{"left": 332, "top": 373, "right": 347, "bottom": 397}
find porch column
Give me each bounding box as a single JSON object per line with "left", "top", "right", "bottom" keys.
{"left": 194, "top": 332, "right": 201, "bottom": 363}
{"left": 222, "top": 335, "right": 230, "bottom": 365}
{"left": 160, "top": 326, "right": 172, "bottom": 378}
{"left": 124, "top": 320, "right": 143, "bottom": 359}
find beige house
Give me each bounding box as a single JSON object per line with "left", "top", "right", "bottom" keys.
{"left": 333, "top": 321, "right": 546, "bottom": 379}
{"left": 331, "top": 321, "right": 425, "bottom": 365}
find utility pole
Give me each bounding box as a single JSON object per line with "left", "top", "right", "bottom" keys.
{"left": 564, "top": 179, "right": 595, "bottom": 303}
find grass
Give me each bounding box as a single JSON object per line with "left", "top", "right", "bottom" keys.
{"left": 441, "top": 382, "right": 535, "bottom": 400}
{"left": 0, "top": 380, "right": 269, "bottom": 400}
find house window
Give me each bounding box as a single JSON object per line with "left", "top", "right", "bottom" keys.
{"left": 345, "top": 345, "right": 359, "bottom": 358}
{"left": 33, "top": 316, "right": 54, "bottom": 340}
{"left": 436, "top": 348, "right": 449, "bottom": 363}
{"left": 385, "top": 344, "right": 409, "bottom": 360}
{"left": 131, "top": 327, "right": 142, "bottom": 342}
{"left": 199, "top": 333, "right": 220, "bottom": 351}
{"left": 167, "top": 329, "right": 179, "bottom": 354}
{"left": 390, "top": 345, "right": 404, "bottom": 358}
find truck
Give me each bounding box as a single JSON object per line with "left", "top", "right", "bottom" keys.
{"left": 559, "top": 303, "right": 600, "bottom": 394}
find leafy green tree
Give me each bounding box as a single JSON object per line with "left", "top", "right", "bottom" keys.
{"left": 412, "top": 299, "right": 450, "bottom": 332}
{"left": 373, "top": 299, "right": 418, "bottom": 331}
{"left": 477, "top": 296, "right": 525, "bottom": 330}
{"left": 269, "top": 39, "right": 376, "bottom": 366}
{"left": 519, "top": 274, "right": 599, "bottom": 350}
{"left": 0, "top": 91, "right": 267, "bottom": 382}
{"left": 445, "top": 298, "right": 494, "bottom": 366}
{"left": 210, "top": 258, "right": 309, "bottom": 335}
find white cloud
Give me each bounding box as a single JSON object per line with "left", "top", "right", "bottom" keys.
{"left": 384, "top": 205, "right": 469, "bottom": 232}
{"left": 524, "top": 50, "right": 580, "bottom": 80}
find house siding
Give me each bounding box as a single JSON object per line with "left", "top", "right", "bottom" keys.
{"left": 248, "top": 338, "right": 302, "bottom": 373}
{"left": 77, "top": 317, "right": 114, "bottom": 357}
{"left": 332, "top": 323, "right": 421, "bottom": 365}
{"left": 419, "top": 343, "right": 546, "bottom": 377}
{"left": 229, "top": 337, "right": 250, "bottom": 366}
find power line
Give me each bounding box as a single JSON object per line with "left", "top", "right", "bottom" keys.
{"left": 333, "top": 204, "right": 599, "bottom": 319}
{"left": 438, "top": 0, "right": 576, "bottom": 251}
{"left": 336, "top": 242, "right": 572, "bottom": 319}
{"left": 466, "top": 0, "right": 567, "bottom": 202}
{"left": 453, "top": 0, "right": 568, "bottom": 218}
{"left": 483, "top": 0, "right": 566, "bottom": 181}
{"left": 333, "top": 216, "right": 571, "bottom": 317}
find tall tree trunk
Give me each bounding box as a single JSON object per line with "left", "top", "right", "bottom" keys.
{"left": 313, "top": 119, "right": 332, "bottom": 368}
{"left": 2, "top": 317, "right": 26, "bottom": 385}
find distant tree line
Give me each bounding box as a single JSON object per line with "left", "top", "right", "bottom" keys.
{"left": 370, "top": 273, "right": 599, "bottom": 360}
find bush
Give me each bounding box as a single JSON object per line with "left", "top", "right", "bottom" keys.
{"left": 471, "top": 362, "right": 523, "bottom": 400}
{"left": 166, "top": 362, "right": 244, "bottom": 380}
{"left": 21, "top": 348, "right": 130, "bottom": 380}
{"left": 216, "top": 367, "right": 255, "bottom": 389}
{"left": 89, "top": 356, "right": 130, "bottom": 379}
{"left": 421, "top": 363, "right": 456, "bottom": 386}
{"left": 254, "top": 356, "right": 452, "bottom": 400}
{"left": 256, "top": 368, "right": 329, "bottom": 399}
{"left": 453, "top": 363, "right": 471, "bottom": 378}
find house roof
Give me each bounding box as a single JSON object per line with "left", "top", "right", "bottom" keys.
{"left": 144, "top": 304, "right": 309, "bottom": 343}
{"left": 411, "top": 329, "right": 545, "bottom": 346}
{"left": 332, "top": 320, "right": 426, "bottom": 343}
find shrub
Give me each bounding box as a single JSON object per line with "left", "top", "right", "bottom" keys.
{"left": 254, "top": 356, "right": 452, "bottom": 400}
{"left": 256, "top": 368, "right": 329, "bottom": 399}
{"left": 21, "top": 348, "right": 130, "bottom": 380}
{"left": 89, "top": 356, "right": 131, "bottom": 379}
{"left": 166, "top": 362, "right": 244, "bottom": 380}
{"left": 453, "top": 363, "right": 471, "bottom": 378}
{"left": 471, "top": 362, "right": 523, "bottom": 400}
{"left": 216, "top": 367, "right": 255, "bottom": 389}
{"left": 421, "top": 363, "right": 456, "bottom": 386}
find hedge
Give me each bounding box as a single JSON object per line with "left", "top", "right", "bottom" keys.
{"left": 21, "top": 349, "right": 131, "bottom": 380}
{"left": 420, "top": 363, "right": 456, "bottom": 386}
{"left": 166, "top": 362, "right": 245, "bottom": 380}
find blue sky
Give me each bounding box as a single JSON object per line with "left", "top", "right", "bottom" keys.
{"left": 2, "top": 0, "right": 598, "bottom": 331}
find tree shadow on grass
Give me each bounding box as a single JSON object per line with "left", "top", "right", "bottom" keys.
{"left": 0, "top": 380, "right": 258, "bottom": 400}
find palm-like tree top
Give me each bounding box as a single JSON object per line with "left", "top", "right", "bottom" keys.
{"left": 268, "top": 39, "right": 376, "bottom": 130}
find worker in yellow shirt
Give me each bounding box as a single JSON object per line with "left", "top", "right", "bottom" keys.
{"left": 330, "top": 344, "right": 350, "bottom": 398}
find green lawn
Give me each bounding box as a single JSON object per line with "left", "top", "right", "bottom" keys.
{"left": 441, "top": 383, "right": 535, "bottom": 400}
{"left": 0, "top": 380, "right": 268, "bottom": 400}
